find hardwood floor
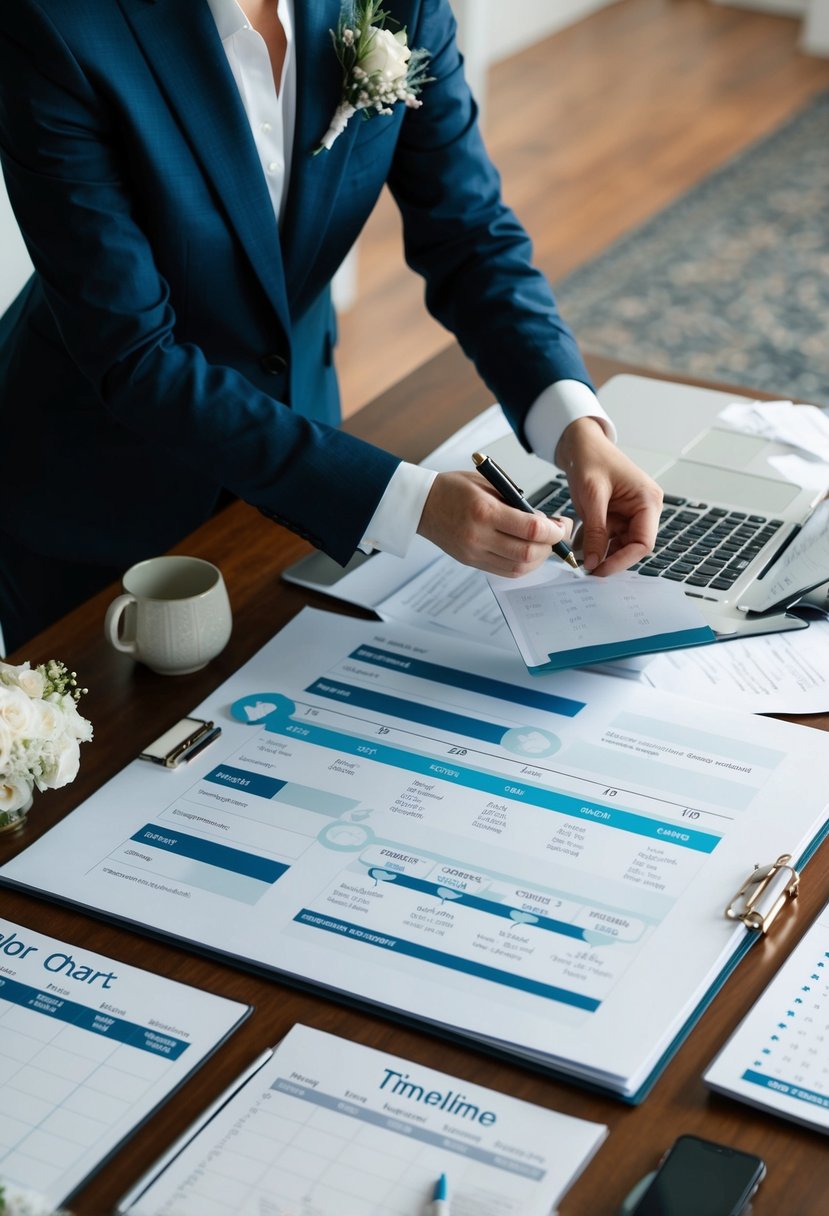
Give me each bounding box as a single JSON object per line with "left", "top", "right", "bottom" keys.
{"left": 335, "top": 0, "right": 829, "bottom": 417}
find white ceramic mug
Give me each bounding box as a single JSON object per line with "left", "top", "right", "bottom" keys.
{"left": 104, "top": 556, "right": 232, "bottom": 675}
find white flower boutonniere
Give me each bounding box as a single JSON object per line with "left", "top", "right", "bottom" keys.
{"left": 315, "top": 1, "right": 432, "bottom": 153}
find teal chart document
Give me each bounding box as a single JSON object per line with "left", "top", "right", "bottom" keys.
{"left": 119, "top": 1024, "right": 606, "bottom": 1215}
{"left": 0, "top": 919, "right": 248, "bottom": 1208}
{"left": 3, "top": 609, "right": 828, "bottom": 1100}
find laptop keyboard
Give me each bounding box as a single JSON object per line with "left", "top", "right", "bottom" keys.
{"left": 529, "top": 476, "right": 785, "bottom": 594}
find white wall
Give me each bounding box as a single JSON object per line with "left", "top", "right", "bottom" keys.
{"left": 710, "top": 0, "right": 829, "bottom": 53}
{"left": 0, "top": 178, "right": 33, "bottom": 314}
{"left": 484, "top": 0, "right": 621, "bottom": 62}
{"left": 804, "top": 0, "right": 829, "bottom": 49}
{"left": 710, "top": 0, "right": 805, "bottom": 14}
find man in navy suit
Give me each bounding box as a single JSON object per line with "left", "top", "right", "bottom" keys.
{"left": 0, "top": 0, "right": 661, "bottom": 654}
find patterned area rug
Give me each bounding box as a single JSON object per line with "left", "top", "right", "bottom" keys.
{"left": 555, "top": 91, "right": 829, "bottom": 404}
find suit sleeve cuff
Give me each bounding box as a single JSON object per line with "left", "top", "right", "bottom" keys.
{"left": 358, "top": 462, "right": 438, "bottom": 557}
{"left": 523, "top": 379, "right": 617, "bottom": 464}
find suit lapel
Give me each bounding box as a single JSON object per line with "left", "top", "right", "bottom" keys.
{"left": 280, "top": 0, "right": 362, "bottom": 302}
{"left": 119, "top": 0, "right": 291, "bottom": 337}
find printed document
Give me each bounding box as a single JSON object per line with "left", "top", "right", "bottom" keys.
{"left": 120, "top": 1024, "right": 606, "bottom": 1216}
{"left": 488, "top": 566, "right": 716, "bottom": 672}
{"left": 705, "top": 900, "right": 829, "bottom": 1133}
{"left": 2, "top": 609, "right": 828, "bottom": 1100}
{"left": 634, "top": 618, "right": 829, "bottom": 714}
{"left": 0, "top": 919, "right": 248, "bottom": 1208}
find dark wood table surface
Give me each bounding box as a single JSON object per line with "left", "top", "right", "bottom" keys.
{"left": 2, "top": 348, "right": 828, "bottom": 1215}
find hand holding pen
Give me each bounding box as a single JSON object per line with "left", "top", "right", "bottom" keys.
{"left": 472, "top": 452, "right": 578, "bottom": 569}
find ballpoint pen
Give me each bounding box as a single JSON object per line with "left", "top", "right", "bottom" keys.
{"left": 472, "top": 451, "right": 578, "bottom": 569}
{"left": 425, "top": 1173, "right": 451, "bottom": 1216}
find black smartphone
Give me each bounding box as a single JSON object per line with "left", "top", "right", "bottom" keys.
{"left": 629, "top": 1134, "right": 766, "bottom": 1216}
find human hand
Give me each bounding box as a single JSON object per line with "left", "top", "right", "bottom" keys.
{"left": 555, "top": 417, "right": 663, "bottom": 575}
{"left": 417, "top": 470, "right": 573, "bottom": 576}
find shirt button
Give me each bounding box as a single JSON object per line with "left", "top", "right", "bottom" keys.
{"left": 261, "top": 122, "right": 272, "bottom": 133}
{"left": 260, "top": 353, "right": 288, "bottom": 375}
{"left": 267, "top": 161, "right": 281, "bottom": 174}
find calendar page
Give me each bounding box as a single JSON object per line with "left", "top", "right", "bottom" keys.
{"left": 704, "top": 902, "right": 829, "bottom": 1132}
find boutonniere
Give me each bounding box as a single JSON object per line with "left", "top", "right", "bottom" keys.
{"left": 315, "top": 1, "right": 432, "bottom": 153}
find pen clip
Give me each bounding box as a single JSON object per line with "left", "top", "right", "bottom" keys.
{"left": 725, "top": 853, "right": 799, "bottom": 933}
{"left": 485, "top": 455, "right": 525, "bottom": 497}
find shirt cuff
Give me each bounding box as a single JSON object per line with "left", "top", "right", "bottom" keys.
{"left": 523, "top": 379, "right": 617, "bottom": 465}
{"left": 358, "top": 462, "right": 438, "bottom": 556}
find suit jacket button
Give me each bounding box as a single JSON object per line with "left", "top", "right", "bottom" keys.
{"left": 260, "top": 353, "right": 288, "bottom": 374}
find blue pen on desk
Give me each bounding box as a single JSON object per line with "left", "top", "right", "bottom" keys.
{"left": 472, "top": 451, "right": 578, "bottom": 569}
{"left": 426, "top": 1173, "right": 451, "bottom": 1216}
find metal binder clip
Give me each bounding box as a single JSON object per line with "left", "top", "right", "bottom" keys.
{"left": 725, "top": 854, "right": 799, "bottom": 934}
{"left": 139, "top": 717, "right": 221, "bottom": 768}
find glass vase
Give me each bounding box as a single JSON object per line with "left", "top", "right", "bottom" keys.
{"left": 0, "top": 786, "right": 34, "bottom": 834}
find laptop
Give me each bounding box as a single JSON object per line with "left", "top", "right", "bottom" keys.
{"left": 485, "top": 374, "right": 827, "bottom": 637}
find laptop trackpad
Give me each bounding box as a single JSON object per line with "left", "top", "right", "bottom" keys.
{"left": 658, "top": 460, "right": 801, "bottom": 512}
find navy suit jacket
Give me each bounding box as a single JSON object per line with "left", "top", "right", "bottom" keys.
{"left": 0, "top": 0, "right": 591, "bottom": 573}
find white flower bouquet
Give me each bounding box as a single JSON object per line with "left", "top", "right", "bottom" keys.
{"left": 0, "top": 658, "right": 92, "bottom": 831}
{"left": 316, "top": 0, "right": 432, "bottom": 152}
{"left": 0, "top": 1182, "right": 70, "bottom": 1216}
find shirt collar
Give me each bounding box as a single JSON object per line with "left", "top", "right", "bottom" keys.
{"left": 204, "top": 0, "right": 249, "bottom": 42}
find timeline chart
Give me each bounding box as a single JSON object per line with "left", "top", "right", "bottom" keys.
{"left": 705, "top": 906, "right": 829, "bottom": 1131}
{"left": 122, "top": 1025, "right": 607, "bottom": 1216}
{"left": 74, "top": 615, "right": 790, "bottom": 1021}
{"left": 0, "top": 920, "right": 248, "bottom": 1207}
{"left": 4, "top": 609, "right": 823, "bottom": 1094}
{"left": 340, "top": 645, "right": 587, "bottom": 716}
{"left": 91, "top": 682, "right": 715, "bottom": 1019}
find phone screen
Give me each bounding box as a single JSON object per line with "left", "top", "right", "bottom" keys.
{"left": 633, "top": 1135, "right": 765, "bottom": 1216}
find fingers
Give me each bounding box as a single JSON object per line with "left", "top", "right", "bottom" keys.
{"left": 591, "top": 501, "right": 663, "bottom": 575}
{"left": 568, "top": 464, "right": 662, "bottom": 574}
{"left": 417, "top": 471, "right": 573, "bottom": 577}
{"left": 579, "top": 518, "right": 610, "bottom": 574}
{"left": 488, "top": 510, "right": 572, "bottom": 575}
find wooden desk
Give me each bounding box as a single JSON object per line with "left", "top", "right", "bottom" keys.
{"left": 2, "top": 349, "right": 827, "bottom": 1214}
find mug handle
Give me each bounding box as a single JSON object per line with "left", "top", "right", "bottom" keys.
{"left": 105, "top": 594, "right": 138, "bottom": 655}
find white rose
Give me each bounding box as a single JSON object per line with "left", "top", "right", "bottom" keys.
{"left": 34, "top": 698, "right": 65, "bottom": 742}
{"left": 63, "top": 697, "right": 93, "bottom": 743}
{"left": 0, "top": 717, "right": 12, "bottom": 773}
{"left": 0, "top": 660, "right": 45, "bottom": 699}
{"left": 16, "top": 665, "right": 45, "bottom": 700}
{"left": 37, "top": 736, "right": 80, "bottom": 790}
{"left": 0, "top": 685, "right": 39, "bottom": 741}
{"left": 43, "top": 693, "right": 93, "bottom": 743}
{"left": 360, "top": 26, "right": 410, "bottom": 82}
{"left": 0, "top": 774, "right": 33, "bottom": 814}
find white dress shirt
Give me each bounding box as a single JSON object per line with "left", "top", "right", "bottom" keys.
{"left": 207, "top": 0, "right": 615, "bottom": 557}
